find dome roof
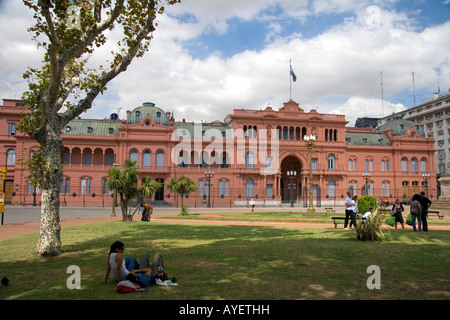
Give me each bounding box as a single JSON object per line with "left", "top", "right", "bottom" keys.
{"left": 127, "top": 102, "right": 170, "bottom": 126}
{"left": 377, "top": 119, "right": 425, "bottom": 137}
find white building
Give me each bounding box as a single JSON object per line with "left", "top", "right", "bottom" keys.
{"left": 378, "top": 92, "right": 450, "bottom": 176}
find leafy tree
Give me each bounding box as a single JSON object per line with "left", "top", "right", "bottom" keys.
{"left": 17, "top": 0, "right": 180, "bottom": 256}
{"left": 166, "top": 175, "right": 198, "bottom": 215}
{"left": 356, "top": 195, "right": 378, "bottom": 214}
{"left": 107, "top": 160, "right": 160, "bottom": 221}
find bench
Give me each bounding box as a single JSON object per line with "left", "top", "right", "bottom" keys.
{"left": 427, "top": 210, "right": 444, "bottom": 220}
{"left": 325, "top": 207, "right": 336, "bottom": 213}
{"left": 331, "top": 217, "right": 346, "bottom": 228}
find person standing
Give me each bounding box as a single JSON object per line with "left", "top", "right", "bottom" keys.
{"left": 344, "top": 192, "right": 355, "bottom": 229}
{"left": 350, "top": 195, "right": 358, "bottom": 228}
{"left": 391, "top": 199, "right": 405, "bottom": 230}
{"left": 410, "top": 194, "right": 422, "bottom": 232}
{"left": 419, "top": 191, "right": 431, "bottom": 232}
{"left": 250, "top": 198, "right": 255, "bottom": 212}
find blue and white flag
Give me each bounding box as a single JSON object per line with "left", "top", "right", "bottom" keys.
{"left": 290, "top": 63, "right": 297, "bottom": 82}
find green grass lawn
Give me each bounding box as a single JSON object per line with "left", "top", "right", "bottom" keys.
{"left": 0, "top": 220, "right": 449, "bottom": 300}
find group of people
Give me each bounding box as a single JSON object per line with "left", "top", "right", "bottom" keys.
{"left": 100, "top": 241, "right": 174, "bottom": 289}
{"left": 408, "top": 191, "right": 432, "bottom": 232}
{"left": 344, "top": 192, "right": 359, "bottom": 229}
{"left": 100, "top": 241, "right": 156, "bottom": 288}
{"left": 390, "top": 191, "right": 431, "bottom": 231}
{"left": 344, "top": 191, "right": 432, "bottom": 232}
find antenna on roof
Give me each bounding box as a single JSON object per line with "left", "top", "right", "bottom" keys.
{"left": 380, "top": 71, "right": 384, "bottom": 117}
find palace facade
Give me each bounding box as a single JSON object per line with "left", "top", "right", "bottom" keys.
{"left": 0, "top": 98, "right": 437, "bottom": 208}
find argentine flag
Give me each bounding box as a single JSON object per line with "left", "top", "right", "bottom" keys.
{"left": 290, "top": 63, "right": 297, "bottom": 82}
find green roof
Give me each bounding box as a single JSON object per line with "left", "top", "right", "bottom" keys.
{"left": 377, "top": 119, "right": 426, "bottom": 137}
{"left": 63, "top": 120, "right": 121, "bottom": 136}
{"left": 127, "top": 102, "right": 170, "bottom": 126}
{"left": 346, "top": 132, "right": 390, "bottom": 146}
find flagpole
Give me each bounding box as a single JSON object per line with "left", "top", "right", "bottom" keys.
{"left": 289, "top": 59, "right": 292, "bottom": 100}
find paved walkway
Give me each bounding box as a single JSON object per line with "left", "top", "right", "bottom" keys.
{"left": 1, "top": 205, "right": 449, "bottom": 242}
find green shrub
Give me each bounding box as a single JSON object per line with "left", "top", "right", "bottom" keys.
{"left": 354, "top": 208, "right": 390, "bottom": 241}
{"left": 357, "top": 195, "right": 378, "bottom": 214}
{"left": 180, "top": 204, "right": 189, "bottom": 216}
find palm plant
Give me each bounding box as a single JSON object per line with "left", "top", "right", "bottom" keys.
{"left": 354, "top": 196, "right": 390, "bottom": 241}
{"left": 166, "top": 175, "right": 198, "bottom": 215}
{"left": 107, "top": 160, "right": 162, "bottom": 221}
{"left": 129, "top": 176, "right": 161, "bottom": 219}
{"left": 106, "top": 160, "right": 139, "bottom": 221}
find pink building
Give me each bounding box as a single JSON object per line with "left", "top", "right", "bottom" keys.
{"left": 0, "top": 98, "right": 437, "bottom": 208}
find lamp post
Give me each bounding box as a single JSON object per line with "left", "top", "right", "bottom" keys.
{"left": 304, "top": 135, "right": 316, "bottom": 212}
{"left": 287, "top": 170, "right": 297, "bottom": 207}
{"left": 362, "top": 171, "right": 371, "bottom": 196}
{"left": 204, "top": 169, "right": 215, "bottom": 208}
{"left": 111, "top": 162, "right": 118, "bottom": 217}
{"left": 422, "top": 172, "right": 430, "bottom": 196}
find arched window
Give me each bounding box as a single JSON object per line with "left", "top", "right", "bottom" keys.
{"left": 328, "top": 154, "right": 335, "bottom": 170}
{"left": 129, "top": 149, "right": 138, "bottom": 162}
{"left": 219, "top": 179, "right": 229, "bottom": 196}
{"left": 365, "top": 159, "right": 373, "bottom": 171}
{"left": 283, "top": 127, "right": 288, "bottom": 140}
{"left": 143, "top": 150, "right": 151, "bottom": 167}
{"left": 245, "top": 178, "right": 254, "bottom": 197}
{"left": 401, "top": 158, "right": 408, "bottom": 172}
{"left": 246, "top": 151, "right": 255, "bottom": 168}
{"left": 420, "top": 158, "right": 427, "bottom": 172}
{"left": 80, "top": 177, "right": 92, "bottom": 194}
{"left": 156, "top": 150, "right": 164, "bottom": 167}
{"left": 6, "top": 148, "right": 15, "bottom": 165}
{"left": 411, "top": 158, "right": 418, "bottom": 173}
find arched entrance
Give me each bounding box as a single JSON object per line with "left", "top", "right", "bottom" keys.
{"left": 155, "top": 178, "right": 164, "bottom": 201}
{"left": 280, "top": 156, "right": 302, "bottom": 204}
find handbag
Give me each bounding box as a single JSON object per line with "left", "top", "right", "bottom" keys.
{"left": 385, "top": 216, "right": 395, "bottom": 227}
{"left": 406, "top": 214, "right": 413, "bottom": 226}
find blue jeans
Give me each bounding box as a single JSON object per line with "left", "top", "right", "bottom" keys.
{"left": 125, "top": 257, "right": 140, "bottom": 271}
{"left": 136, "top": 273, "right": 155, "bottom": 287}
{"left": 411, "top": 213, "right": 422, "bottom": 231}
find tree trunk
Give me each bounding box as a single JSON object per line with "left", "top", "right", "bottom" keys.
{"left": 35, "top": 130, "right": 63, "bottom": 256}
{"left": 120, "top": 195, "right": 132, "bottom": 222}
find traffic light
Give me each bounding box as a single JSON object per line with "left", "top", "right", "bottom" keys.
{"left": 1, "top": 168, "right": 6, "bottom": 180}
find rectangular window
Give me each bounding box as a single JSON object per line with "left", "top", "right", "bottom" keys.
{"left": 8, "top": 123, "right": 16, "bottom": 136}
{"left": 312, "top": 158, "right": 318, "bottom": 170}
{"left": 266, "top": 184, "right": 273, "bottom": 198}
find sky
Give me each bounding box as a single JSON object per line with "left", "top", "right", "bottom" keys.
{"left": 0, "top": 0, "right": 449, "bottom": 126}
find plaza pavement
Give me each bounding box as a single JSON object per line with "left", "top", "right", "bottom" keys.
{"left": 0, "top": 205, "right": 449, "bottom": 242}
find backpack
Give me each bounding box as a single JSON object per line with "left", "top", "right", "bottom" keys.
{"left": 116, "top": 280, "right": 142, "bottom": 293}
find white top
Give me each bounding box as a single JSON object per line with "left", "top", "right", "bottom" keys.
{"left": 109, "top": 253, "right": 129, "bottom": 281}
{"left": 345, "top": 197, "right": 355, "bottom": 211}
{"left": 363, "top": 211, "right": 372, "bottom": 219}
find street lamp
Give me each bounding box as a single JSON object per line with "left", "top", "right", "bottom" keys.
{"left": 422, "top": 172, "right": 430, "bottom": 196}
{"left": 111, "top": 162, "right": 118, "bottom": 217}
{"left": 287, "top": 170, "right": 297, "bottom": 207}
{"left": 204, "top": 169, "right": 215, "bottom": 208}
{"left": 304, "top": 135, "right": 316, "bottom": 212}
{"left": 362, "top": 171, "right": 371, "bottom": 196}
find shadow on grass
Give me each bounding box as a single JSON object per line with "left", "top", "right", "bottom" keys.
{"left": 0, "top": 222, "right": 449, "bottom": 300}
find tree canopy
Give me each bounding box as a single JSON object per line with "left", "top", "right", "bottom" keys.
{"left": 18, "top": 0, "right": 180, "bottom": 256}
